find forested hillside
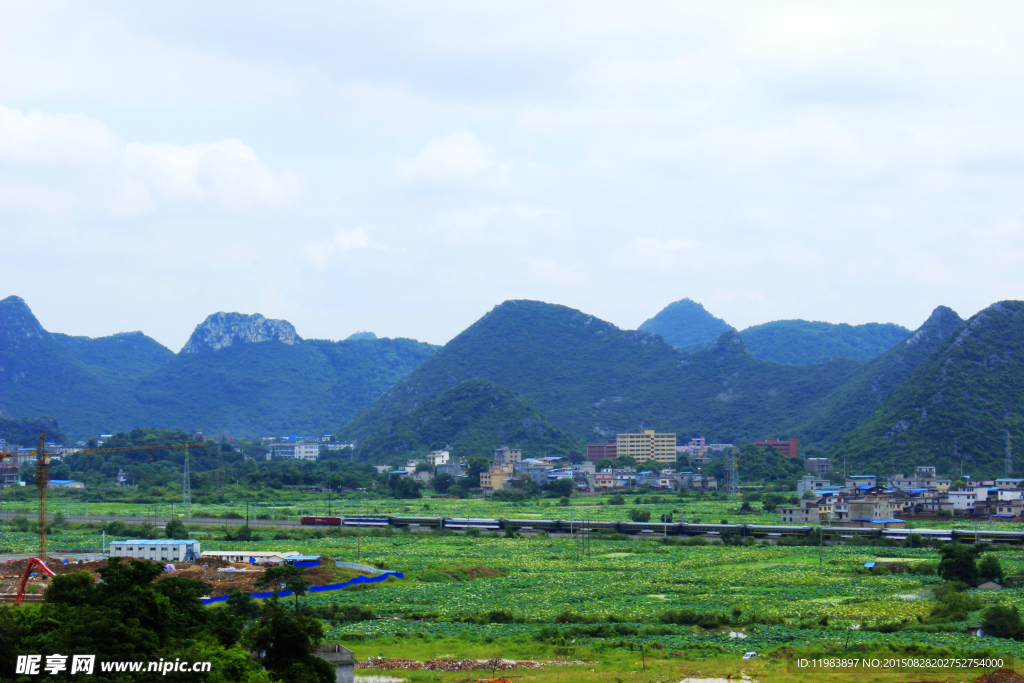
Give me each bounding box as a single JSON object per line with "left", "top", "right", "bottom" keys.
{"left": 740, "top": 319, "right": 911, "bottom": 365}
{"left": 833, "top": 301, "right": 1024, "bottom": 477}
{"left": 0, "top": 296, "right": 437, "bottom": 439}
{"left": 638, "top": 298, "right": 735, "bottom": 351}
{"left": 354, "top": 379, "right": 584, "bottom": 460}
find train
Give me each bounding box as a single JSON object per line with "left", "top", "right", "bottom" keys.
{"left": 298, "top": 515, "right": 1024, "bottom": 544}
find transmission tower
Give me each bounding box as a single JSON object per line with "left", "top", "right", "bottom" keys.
{"left": 1006, "top": 432, "right": 1013, "bottom": 478}
{"left": 182, "top": 451, "right": 192, "bottom": 516}
{"left": 727, "top": 446, "right": 740, "bottom": 496}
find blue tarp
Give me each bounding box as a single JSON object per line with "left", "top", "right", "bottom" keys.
{"left": 200, "top": 571, "right": 403, "bottom": 604}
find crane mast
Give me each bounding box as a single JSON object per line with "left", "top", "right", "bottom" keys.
{"left": 1, "top": 434, "right": 206, "bottom": 559}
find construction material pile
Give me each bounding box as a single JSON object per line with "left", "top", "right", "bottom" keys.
{"left": 357, "top": 658, "right": 597, "bottom": 671}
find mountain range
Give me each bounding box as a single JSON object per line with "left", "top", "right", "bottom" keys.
{"left": 639, "top": 297, "right": 910, "bottom": 364}
{"left": 4, "top": 293, "right": 1024, "bottom": 476}
{"left": 0, "top": 296, "right": 436, "bottom": 438}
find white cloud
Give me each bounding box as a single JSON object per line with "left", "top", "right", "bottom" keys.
{"left": 530, "top": 259, "right": 585, "bottom": 287}
{"left": 431, "top": 203, "right": 571, "bottom": 245}
{"left": 615, "top": 236, "right": 698, "bottom": 271}
{"left": 395, "top": 132, "right": 505, "bottom": 186}
{"left": 303, "top": 225, "right": 385, "bottom": 268}
{"left": 0, "top": 106, "right": 301, "bottom": 218}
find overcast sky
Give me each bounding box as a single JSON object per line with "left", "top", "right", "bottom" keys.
{"left": 2, "top": 2, "right": 1023, "bottom": 351}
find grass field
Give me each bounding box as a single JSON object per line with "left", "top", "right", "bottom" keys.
{"left": 5, "top": 523, "right": 1024, "bottom": 681}
{"left": 4, "top": 491, "right": 1024, "bottom": 534}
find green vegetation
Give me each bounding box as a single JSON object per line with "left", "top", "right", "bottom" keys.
{"left": 740, "top": 319, "right": 910, "bottom": 365}
{"left": 0, "top": 295, "right": 437, "bottom": 438}
{"left": 637, "top": 297, "right": 735, "bottom": 351}
{"left": 835, "top": 301, "right": 1024, "bottom": 476}
{"left": 355, "top": 379, "right": 584, "bottom": 459}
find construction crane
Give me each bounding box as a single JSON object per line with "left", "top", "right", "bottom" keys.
{"left": 0, "top": 433, "right": 207, "bottom": 559}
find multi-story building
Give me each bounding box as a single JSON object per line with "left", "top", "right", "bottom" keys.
{"left": 780, "top": 502, "right": 820, "bottom": 524}
{"left": 493, "top": 446, "right": 522, "bottom": 465}
{"left": 0, "top": 460, "right": 20, "bottom": 487}
{"left": 797, "top": 474, "right": 832, "bottom": 498}
{"left": 594, "top": 472, "right": 615, "bottom": 491}
{"left": 270, "top": 442, "right": 320, "bottom": 460}
{"left": 480, "top": 464, "right": 514, "bottom": 492}
{"left": 616, "top": 430, "right": 677, "bottom": 464}
{"left": 753, "top": 437, "right": 798, "bottom": 458}
{"left": 586, "top": 440, "right": 617, "bottom": 461}
{"left": 847, "top": 496, "right": 895, "bottom": 522}
{"left": 805, "top": 457, "right": 832, "bottom": 476}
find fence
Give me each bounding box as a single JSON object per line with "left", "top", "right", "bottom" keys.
{"left": 200, "top": 571, "right": 403, "bottom": 604}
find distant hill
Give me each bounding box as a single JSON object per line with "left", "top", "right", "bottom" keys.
{"left": 638, "top": 299, "right": 735, "bottom": 351}
{"left": 832, "top": 301, "right": 1024, "bottom": 477}
{"left": 355, "top": 379, "right": 584, "bottom": 460}
{"left": 796, "top": 306, "right": 963, "bottom": 445}
{"left": 342, "top": 299, "right": 939, "bottom": 449}
{"left": 346, "top": 331, "right": 377, "bottom": 341}
{"left": 53, "top": 331, "right": 174, "bottom": 377}
{"left": 740, "top": 320, "right": 911, "bottom": 365}
{"left": 0, "top": 298, "right": 438, "bottom": 439}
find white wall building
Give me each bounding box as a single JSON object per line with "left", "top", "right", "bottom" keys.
{"left": 109, "top": 539, "right": 200, "bottom": 562}
{"left": 270, "top": 442, "right": 320, "bottom": 460}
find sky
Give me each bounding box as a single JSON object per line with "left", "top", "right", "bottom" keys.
{"left": 2, "top": 1, "right": 1023, "bottom": 351}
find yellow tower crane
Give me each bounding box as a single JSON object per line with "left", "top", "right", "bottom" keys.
{"left": 0, "top": 433, "right": 207, "bottom": 559}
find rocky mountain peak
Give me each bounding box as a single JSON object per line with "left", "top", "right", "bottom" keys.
{"left": 181, "top": 312, "right": 301, "bottom": 354}
{"left": 0, "top": 295, "right": 49, "bottom": 345}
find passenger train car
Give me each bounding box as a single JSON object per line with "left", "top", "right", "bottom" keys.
{"left": 298, "top": 515, "right": 1024, "bottom": 544}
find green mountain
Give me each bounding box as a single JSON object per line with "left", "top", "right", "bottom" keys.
{"left": 638, "top": 298, "right": 735, "bottom": 351}
{"left": 0, "top": 297, "right": 438, "bottom": 439}
{"left": 355, "top": 379, "right": 584, "bottom": 460}
{"left": 343, "top": 299, "right": 953, "bottom": 449}
{"left": 740, "top": 319, "right": 911, "bottom": 365}
{"left": 52, "top": 331, "right": 174, "bottom": 377}
{"left": 831, "top": 301, "right": 1024, "bottom": 477}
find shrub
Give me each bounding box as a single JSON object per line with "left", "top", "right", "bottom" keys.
{"left": 983, "top": 604, "right": 1024, "bottom": 640}
{"left": 608, "top": 495, "right": 625, "bottom": 505}
{"left": 629, "top": 509, "right": 651, "bottom": 522}
{"left": 979, "top": 554, "right": 1005, "bottom": 583}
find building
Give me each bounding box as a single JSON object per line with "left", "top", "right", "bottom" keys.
{"left": 586, "top": 440, "right": 617, "bottom": 462}
{"left": 796, "top": 474, "right": 832, "bottom": 498}
{"left": 110, "top": 539, "right": 200, "bottom": 562}
{"left": 848, "top": 496, "right": 895, "bottom": 522}
{"left": 47, "top": 479, "right": 85, "bottom": 489}
{"left": 428, "top": 450, "right": 451, "bottom": 466}
{"left": 616, "top": 430, "right": 677, "bottom": 464}
{"left": 594, "top": 472, "right": 615, "bottom": 491}
{"left": 0, "top": 460, "right": 19, "bottom": 487}
{"left": 493, "top": 446, "right": 522, "bottom": 465}
{"left": 805, "top": 458, "right": 832, "bottom": 476}
{"left": 780, "top": 502, "right": 820, "bottom": 524}
{"left": 480, "top": 464, "right": 514, "bottom": 492}
{"left": 844, "top": 475, "right": 878, "bottom": 491}
{"left": 201, "top": 550, "right": 299, "bottom": 564}
{"left": 270, "top": 442, "right": 320, "bottom": 460}
{"left": 754, "top": 437, "right": 799, "bottom": 458}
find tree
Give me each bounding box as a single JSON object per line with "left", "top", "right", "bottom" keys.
{"left": 608, "top": 495, "right": 625, "bottom": 505}
{"left": 629, "top": 509, "right": 651, "bottom": 522}
{"left": 166, "top": 517, "right": 189, "bottom": 539}
{"left": 937, "top": 544, "right": 979, "bottom": 585}
{"left": 542, "top": 478, "right": 575, "bottom": 497}
{"left": 979, "top": 554, "right": 1005, "bottom": 583}
{"left": 257, "top": 565, "right": 311, "bottom": 612}
{"left": 243, "top": 599, "right": 334, "bottom": 683}
{"left": 983, "top": 604, "right": 1024, "bottom": 640}
{"left": 430, "top": 472, "right": 455, "bottom": 493}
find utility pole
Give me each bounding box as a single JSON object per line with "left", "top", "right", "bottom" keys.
{"left": 1006, "top": 432, "right": 1013, "bottom": 478}
{"left": 182, "top": 450, "right": 192, "bottom": 517}
{"left": 819, "top": 521, "right": 823, "bottom": 568}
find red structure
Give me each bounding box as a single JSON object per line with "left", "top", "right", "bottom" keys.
{"left": 586, "top": 440, "right": 617, "bottom": 462}
{"left": 754, "top": 437, "right": 799, "bottom": 458}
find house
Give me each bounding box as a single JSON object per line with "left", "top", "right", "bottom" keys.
{"left": 780, "top": 502, "right": 820, "bottom": 524}
{"left": 480, "top": 464, "right": 514, "bottom": 492}
{"left": 753, "top": 437, "right": 798, "bottom": 458}
{"left": 848, "top": 496, "right": 895, "bottom": 521}
{"left": 201, "top": 550, "right": 299, "bottom": 565}
{"left": 111, "top": 539, "right": 200, "bottom": 562}
{"left": 493, "top": 446, "right": 522, "bottom": 465}
{"left": 844, "top": 475, "right": 877, "bottom": 492}
{"left": 996, "top": 478, "right": 1024, "bottom": 490}
{"left": 797, "top": 474, "right": 832, "bottom": 498}
{"left": 48, "top": 479, "right": 85, "bottom": 489}
{"left": 805, "top": 457, "right": 832, "bottom": 476}
{"left": 594, "top": 472, "right": 615, "bottom": 491}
